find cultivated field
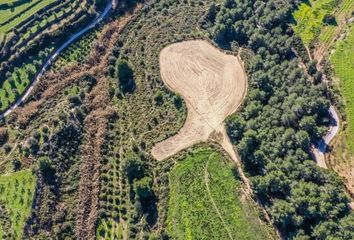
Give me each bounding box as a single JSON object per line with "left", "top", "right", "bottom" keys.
{"left": 151, "top": 40, "right": 247, "bottom": 161}
{"left": 0, "top": 0, "right": 93, "bottom": 113}
{"left": 328, "top": 25, "right": 354, "bottom": 193}
{"left": 167, "top": 148, "right": 273, "bottom": 240}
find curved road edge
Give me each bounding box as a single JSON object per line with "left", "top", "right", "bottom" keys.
{"left": 0, "top": 1, "right": 114, "bottom": 119}
{"left": 313, "top": 106, "right": 354, "bottom": 209}
{"left": 312, "top": 106, "right": 340, "bottom": 169}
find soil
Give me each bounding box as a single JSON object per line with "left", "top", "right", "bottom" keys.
{"left": 151, "top": 40, "right": 247, "bottom": 161}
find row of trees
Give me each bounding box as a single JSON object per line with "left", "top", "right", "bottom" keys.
{"left": 210, "top": 0, "right": 354, "bottom": 239}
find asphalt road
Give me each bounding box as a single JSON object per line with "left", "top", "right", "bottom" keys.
{"left": 313, "top": 106, "right": 340, "bottom": 169}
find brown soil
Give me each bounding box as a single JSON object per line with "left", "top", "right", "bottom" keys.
{"left": 151, "top": 40, "right": 247, "bottom": 161}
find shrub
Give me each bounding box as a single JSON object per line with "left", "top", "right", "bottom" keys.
{"left": 323, "top": 14, "right": 336, "bottom": 25}
{"left": 134, "top": 176, "right": 152, "bottom": 199}
{"left": 117, "top": 59, "right": 135, "bottom": 93}
{"left": 0, "top": 128, "right": 9, "bottom": 145}
{"left": 121, "top": 151, "right": 144, "bottom": 181}
{"left": 38, "top": 157, "right": 55, "bottom": 184}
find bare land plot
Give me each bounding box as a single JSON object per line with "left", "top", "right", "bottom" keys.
{"left": 151, "top": 40, "right": 247, "bottom": 161}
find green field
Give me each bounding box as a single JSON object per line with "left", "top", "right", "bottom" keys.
{"left": 0, "top": 169, "right": 36, "bottom": 239}
{"left": 167, "top": 149, "right": 272, "bottom": 240}
{"left": 292, "top": 0, "right": 338, "bottom": 45}
{"left": 331, "top": 25, "right": 354, "bottom": 152}
{"left": 0, "top": 0, "right": 56, "bottom": 33}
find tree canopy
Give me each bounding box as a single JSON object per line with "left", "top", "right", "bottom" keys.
{"left": 209, "top": 0, "right": 354, "bottom": 238}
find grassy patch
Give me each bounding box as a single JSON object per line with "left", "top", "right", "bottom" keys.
{"left": 167, "top": 148, "right": 272, "bottom": 240}
{"left": 319, "top": 0, "right": 354, "bottom": 45}
{"left": 0, "top": 169, "right": 36, "bottom": 239}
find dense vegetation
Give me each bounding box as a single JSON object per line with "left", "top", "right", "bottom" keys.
{"left": 209, "top": 0, "right": 354, "bottom": 238}
{"left": 167, "top": 148, "right": 273, "bottom": 240}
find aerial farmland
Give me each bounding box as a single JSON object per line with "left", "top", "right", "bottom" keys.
{"left": 0, "top": 0, "right": 353, "bottom": 239}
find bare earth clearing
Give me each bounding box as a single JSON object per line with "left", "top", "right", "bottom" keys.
{"left": 151, "top": 40, "right": 247, "bottom": 161}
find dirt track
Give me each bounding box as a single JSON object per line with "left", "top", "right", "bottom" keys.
{"left": 151, "top": 40, "right": 247, "bottom": 161}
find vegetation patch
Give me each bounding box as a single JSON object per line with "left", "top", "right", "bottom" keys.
{"left": 0, "top": 169, "right": 36, "bottom": 239}
{"left": 52, "top": 30, "right": 99, "bottom": 72}
{"left": 167, "top": 148, "right": 272, "bottom": 240}
{"left": 292, "top": 0, "right": 339, "bottom": 45}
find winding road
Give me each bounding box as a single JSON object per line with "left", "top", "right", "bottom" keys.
{"left": 313, "top": 106, "right": 340, "bottom": 169}
{"left": 0, "top": 1, "right": 114, "bottom": 119}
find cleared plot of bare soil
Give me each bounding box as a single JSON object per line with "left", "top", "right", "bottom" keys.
{"left": 151, "top": 40, "right": 247, "bottom": 161}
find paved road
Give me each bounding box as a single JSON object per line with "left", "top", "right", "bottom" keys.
{"left": 0, "top": 1, "right": 113, "bottom": 119}
{"left": 313, "top": 106, "right": 340, "bottom": 169}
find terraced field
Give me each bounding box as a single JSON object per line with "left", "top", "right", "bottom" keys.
{"left": 319, "top": 0, "right": 354, "bottom": 46}
{"left": 328, "top": 24, "right": 354, "bottom": 193}
{"left": 0, "top": 0, "right": 97, "bottom": 113}
{"left": 292, "top": 0, "right": 338, "bottom": 45}
{"left": 0, "top": 47, "right": 53, "bottom": 111}
{"left": 0, "top": 0, "right": 57, "bottom": 33}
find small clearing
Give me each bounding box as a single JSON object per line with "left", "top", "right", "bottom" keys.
{"left": 151, "top": 40, "right": 247, "bottom": 161}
